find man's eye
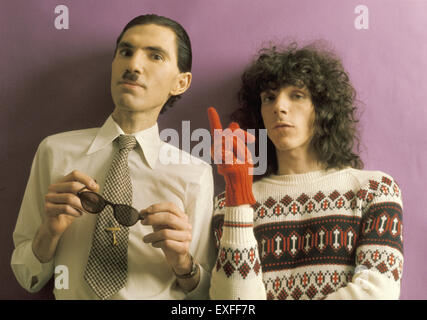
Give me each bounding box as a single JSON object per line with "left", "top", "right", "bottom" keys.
{"left": 262, "top": 95, "right": 275, "bottom": 103}
{"left": 292, "top": 93, "right": 305, "bottom": 100}
{"left": 119, "top": 49, "right": 132, "bottom": 57}
{"left": 152, "top": 53, "right": 164, "bottom": 61}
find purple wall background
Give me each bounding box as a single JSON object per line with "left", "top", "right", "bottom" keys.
{"left": 1, "top": 0, "right": 426, "bottom": 299}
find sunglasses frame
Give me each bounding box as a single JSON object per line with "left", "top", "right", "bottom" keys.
{"left": 76, "top": 186, "right": 144, "bottom": 227}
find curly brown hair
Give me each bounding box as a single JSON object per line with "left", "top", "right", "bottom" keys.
{"left": 231, "top": 41, "right": 364, "bottom": 179}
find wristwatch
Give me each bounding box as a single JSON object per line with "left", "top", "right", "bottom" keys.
{"left": 174, "top": 255, "right": 199, "bottom": 279}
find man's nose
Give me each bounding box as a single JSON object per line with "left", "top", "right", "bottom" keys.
{"left": 126, "top": 52, "right": 144, "bottom": 74}
{"left": 273, "top": 92, "right": 290, "bottom": 114}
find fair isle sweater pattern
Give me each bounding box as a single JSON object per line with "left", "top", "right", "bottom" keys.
{"left": 212, "top": 169, "right": 403, "bottom": 300}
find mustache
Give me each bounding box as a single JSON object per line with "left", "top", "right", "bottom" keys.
{"left": 122, "top": 70, "right": 139, "bottom": 82}
{"left": 118, "top": 70, "right": 145, "bottom": 88}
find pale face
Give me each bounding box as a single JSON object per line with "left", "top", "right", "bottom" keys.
{"left": 110, "top": 24, "right": 190, "bottom": 115}
{"left": 260, "top": 85, "right": 316, "bottom": 155}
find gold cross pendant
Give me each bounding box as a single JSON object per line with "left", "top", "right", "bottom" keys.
{"left": 105, "top": 227, "right": 120, "bottom": 246}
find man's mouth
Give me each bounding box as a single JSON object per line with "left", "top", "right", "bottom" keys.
{"left": 273, "top": 122, "right": 294, "bottom": 129}
{"left": 118, "top": 80, "right": 145, "bottom": 89}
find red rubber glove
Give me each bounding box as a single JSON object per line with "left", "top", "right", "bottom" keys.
{"left": 207, "top": 107, "right": 256, "bottom": 206}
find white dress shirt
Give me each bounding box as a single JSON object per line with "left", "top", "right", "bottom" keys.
{"left": 11, "top": 115, "right": 215, "bottom": 300}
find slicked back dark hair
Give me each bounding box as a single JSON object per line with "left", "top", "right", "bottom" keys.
{"left": 114, "top": 14, "right": 192, "bottom": 113}
{"left": 232, "top": 41, "right": 363, "bottom": 180}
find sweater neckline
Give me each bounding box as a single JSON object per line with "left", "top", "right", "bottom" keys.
{"left": 263, "top": 168, "right": 350, "bottom": 185}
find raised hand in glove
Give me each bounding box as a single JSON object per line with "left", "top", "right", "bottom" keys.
{"left": 207, "top": 107, "right": 256, "bottom": 207}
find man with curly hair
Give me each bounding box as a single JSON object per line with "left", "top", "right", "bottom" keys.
{"left": 208, "top": 42, "right": 403, "bottom": 299}
{"left": 11, "top": 14, "right": 215, "bottom": 299}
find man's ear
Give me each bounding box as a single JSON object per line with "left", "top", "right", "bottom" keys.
{"left": 170, "top": 72, "right": 192, "bottom": 96}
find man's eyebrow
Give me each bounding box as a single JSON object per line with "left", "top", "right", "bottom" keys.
{"left": 117, "top": 42, "right": 170, "bottom": 58}
{"left": 261, "top": 88, "right": 277, "bottom": 95}
{"left": 117, "top": 41, "right": 134, "bottom": 49}
{"left": 292, "top": 87, "right": 307, "bottom": 92}
{"left": 293, "top": 87, "right": 310, "bottom": 94}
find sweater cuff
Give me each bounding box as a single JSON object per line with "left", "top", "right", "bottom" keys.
{"left": 323, "top": 270, "right": 400, "bottom": 300}
{"left": 221, "top": 205, "right": 255, "bottom": 244}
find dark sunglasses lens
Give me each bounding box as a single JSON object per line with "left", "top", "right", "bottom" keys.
{"left": 114, "top": 205, "right": 140, "bottom": 226}
{"left": 79, "top": 192, "right": 105, "bottom": 213}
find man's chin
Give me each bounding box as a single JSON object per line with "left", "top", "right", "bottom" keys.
{"left": 113, "top": 94, "right": 143, "bottom": 110}
{"left": 113, "top": 102, "right": 163, "bottom": 115}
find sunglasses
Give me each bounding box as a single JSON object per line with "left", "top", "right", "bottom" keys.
{"left": 77, "top": 187, "right": 144, "bottom": 227}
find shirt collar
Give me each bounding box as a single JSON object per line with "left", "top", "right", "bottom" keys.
{"left": 86, "top": 115, "right": 161, "bottom": 169}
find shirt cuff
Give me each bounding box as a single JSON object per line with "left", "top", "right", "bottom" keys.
{"left": 11, "top": 240, "right": 54, "bottom": 292}
{"left": 184, "top": 263, "right": 210, "bottom": 300}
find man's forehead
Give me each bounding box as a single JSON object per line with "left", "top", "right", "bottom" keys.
{"left": 120, "top": 24, "right": 177, "bottom": 51}
{"left": 261, "top": 84, "right": 310, "bottom": 93}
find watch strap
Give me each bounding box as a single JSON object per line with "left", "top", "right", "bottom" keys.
{"left": 174, "top": 255, "right": 199, "bottom": 279}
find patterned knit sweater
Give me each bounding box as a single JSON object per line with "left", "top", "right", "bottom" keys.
{"left": 209, "top": 168, "right": 403, "bottom": 300}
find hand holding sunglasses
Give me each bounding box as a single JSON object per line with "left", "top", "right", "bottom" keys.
{"left": 77, "top": 186, "right": 144, "bottom": 227}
